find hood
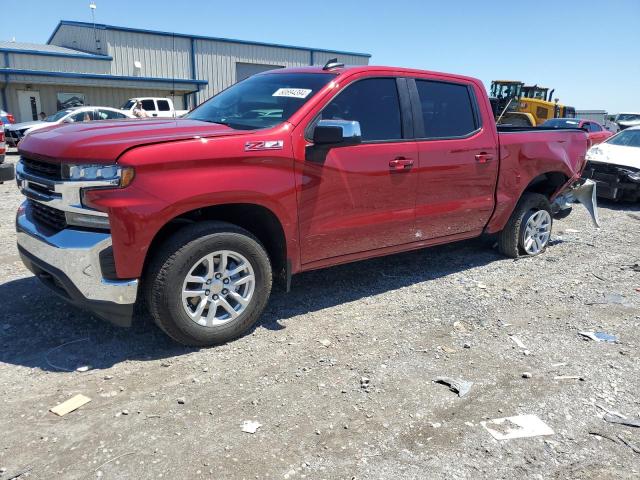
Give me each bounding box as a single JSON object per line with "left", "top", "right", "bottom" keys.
{"left": 587, "top": 143, "right": 640, "bottom": 169}
{"left": 7, "top": 120, "right": 45, "bottom": 131}
{"left": 18, "top": 118, "right": 245, "bottom": 163}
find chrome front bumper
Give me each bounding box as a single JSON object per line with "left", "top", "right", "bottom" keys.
{"left": 16, "top": 202, "right": 138, "bottom": 326}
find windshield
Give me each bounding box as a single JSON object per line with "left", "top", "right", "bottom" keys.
{"left": 45, "top": 109, "right": 74, "bottom": 122}
{"left": 121, "top": 100, "right": 136, "bottom": 110}
{"left": 616, "top": 114, "right": 640, "bottom": 122}
{"left": 607, "top": 129, "right": 640, "bottom": 148}
{"left": 542, "top": 119, "right": 581, "bottom": 128}
{"left": 186, "top": 73, "right": 335, "bottom": 130}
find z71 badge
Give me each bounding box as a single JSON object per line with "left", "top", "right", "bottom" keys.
{"left": 245, "top": 140, "right": 284, "bottom": 151}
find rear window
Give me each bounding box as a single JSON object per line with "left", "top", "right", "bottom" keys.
{"left": 157, "top": 100, "right": 171, "bottom": 111}
{"left": 141, "top": 100, "right": 156, "bottom": 111}
{"left": 415, "top": 80, "right": 477, "bottom": 138}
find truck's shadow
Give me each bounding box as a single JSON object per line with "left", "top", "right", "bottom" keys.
{"left": 0, "top": 236, "right": 501, "bottom": 372}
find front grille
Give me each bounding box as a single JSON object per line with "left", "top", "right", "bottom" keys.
{"left": 22, "top": 156, "right": 62, "bottom": 180}
{"left": 30, "top": 200, "right": 67, "bottom": 231}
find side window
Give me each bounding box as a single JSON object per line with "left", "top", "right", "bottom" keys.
{"left": 100, "top": 109, "right": 126, "bottom": 119}
{"left": 415, "top": 80, "right": 477, "bottom": 138}
{"left": 157, "top": 100, "right": 171, "bottom": 111}
{"left": 589, "top": 123, "right": 602, "bottom": 132}
{"left": 320, "top": 78, "right": 402, "bottom": 142}
{"left": 141, "top": 99, "right": 156, "bottom": 111}
{"left": 70, "top": 110, "right": 94, "bottom": 122}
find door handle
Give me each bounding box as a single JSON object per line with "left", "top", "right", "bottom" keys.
{"left": 389, "top": 157, "right": 414, "bottom": 171}
{"left": 475, "top": 153, "right": 494, "bottom": 163}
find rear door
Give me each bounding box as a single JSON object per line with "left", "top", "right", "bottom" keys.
{"left": 156, "top": 99, "right": 173, "bottom": 117}
{"left": 296, "top": 75, "right": 418, "bottom": 264}
{"left": 141, "top": 99, "right": 158, "bottom": 117}
{"left": 410, "top": 76, "right": 499, "bottom": 239}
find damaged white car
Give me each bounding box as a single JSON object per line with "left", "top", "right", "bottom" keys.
{"left": 583, "top": 126, "right": 640, "bottom": 202}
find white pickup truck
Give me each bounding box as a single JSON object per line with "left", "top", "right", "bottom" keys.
{"left": 120, "top": 97, "right": 188, "bottom": 118}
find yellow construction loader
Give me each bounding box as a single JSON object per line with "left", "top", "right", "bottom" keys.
{"left": 490, "top": 81, "right": 575, "bottom": 126}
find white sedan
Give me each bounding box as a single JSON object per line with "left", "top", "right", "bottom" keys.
{"left": 4, "top": 106, "right": 134, "bottom": 147}
{"left": 583, "top": 126, "right": 640, "bottom": 201}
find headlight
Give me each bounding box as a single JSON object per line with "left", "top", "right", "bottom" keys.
{"left": 62, "top": 164, "right": 135, "bottom": 187}
{"left": 586, "top": 146, "right": 605, "bottom": 161}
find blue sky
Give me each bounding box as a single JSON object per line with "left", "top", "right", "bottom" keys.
{"left": 3, "top": 0, "right": 639, "bottom": 113}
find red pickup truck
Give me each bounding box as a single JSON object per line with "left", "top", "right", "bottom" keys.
{"left": 15, "top": 63, "right": 599, "bottom": 346}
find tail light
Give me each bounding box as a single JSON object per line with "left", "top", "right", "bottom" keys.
{"left": 7, "top": 114, "right": 15, "bottom": 124}
{"left": 0, "top": 129, "right": 4, "bottom": 142}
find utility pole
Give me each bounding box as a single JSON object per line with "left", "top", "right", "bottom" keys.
{"left": 89, "top": 2, "right": 101, "bottom": 52}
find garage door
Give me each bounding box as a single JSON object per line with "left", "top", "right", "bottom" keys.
{"left": 236, "top": 62, "right": 284, "bottom": 82}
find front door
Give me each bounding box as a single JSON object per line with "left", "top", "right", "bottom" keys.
{"left": 296, "top": 76, "right": 418, "bottom": 264}
{"left": 411, "top": 77, "right": 499, "bottom": 239}
{"left": 17, "top": 90, "right": 41, "bottom": 122}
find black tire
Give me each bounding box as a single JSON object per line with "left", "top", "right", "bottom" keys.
{"left": 497, "top": 193, "right": 552, "bottom": 258}
{"left": 552, "top": 207, "right": 572, "bottom": 220}
{"left": 145, "top": 221, "right": 272, "bottom": 347}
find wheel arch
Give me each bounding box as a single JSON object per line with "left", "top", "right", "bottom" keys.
{"left": 522, "top": 171, "right": 569, "bottom": 198}
{"left": 144, "top": 203, "right": 289, "bottom": 286}
{"left": 485, "top": 170, "right": 569, "bottom": 234}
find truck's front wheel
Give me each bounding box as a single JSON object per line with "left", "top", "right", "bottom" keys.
{"left": 146, "top": 221, "right": 272, "bottom": 346}
{"left": 497, "top": 193, "right": 553, "bottom": 258}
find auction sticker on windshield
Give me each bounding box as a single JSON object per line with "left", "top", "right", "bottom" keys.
{"left": 272, "top": 88, "right": 312, "bottom": 99}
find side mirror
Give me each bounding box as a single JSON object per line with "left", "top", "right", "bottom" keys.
{"left": 313, "top": 120, "right": 361, "bottom": 147}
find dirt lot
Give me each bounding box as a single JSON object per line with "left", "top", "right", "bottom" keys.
{"left": 1, "top": 150, "right": 639, "bottom": 479}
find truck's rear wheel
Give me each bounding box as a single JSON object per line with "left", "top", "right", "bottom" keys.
{"left": 497, "top": 193, "right": 553, "bottom": 258}
{"left": 146, "top": 221, "right": 272, "bottom": 346}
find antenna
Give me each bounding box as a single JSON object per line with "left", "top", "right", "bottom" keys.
{"left": 89, "top": 2, "right": 101, "bottom": 52}
{"left": 322, "top": 58, "right": 344, "bottom": 70}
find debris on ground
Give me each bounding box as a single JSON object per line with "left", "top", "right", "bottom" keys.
{"left": 76, "top": 365, "right": 90, "bottom": 372}
{"left": 433, "top": 376, "right": 473, "bottom": 397}
{"left": 509, "top": 335, "right": 528, "bottom": 349}
{"left": 176, "top": 397, "right": 186, "bottom": 405}
{"left": 481, "top": 414, "right": 554, "bottom": 440}
{"left": 579, "top": 331, "right": 618, "bottom": 343}
{"left": 44, "top": 337, "right": 90, "bottom": 372}
{"left": 617, "top": 434, "right": 640, "bottom": 454}
{"left": 318, "top": 339, "right": 331, "bottom": 347}
{"left": 522, "top": 372, "right": 532, "bottom": 379}
{"left": 50, "top": 394, "right": 91, "bottom": 416}
{"left": 241, "top": 420, "right": 262, "bottom": 434}
{"left": 360, "top": 377, "right": 371, "bottom": 389}
{"left": 4, "top": 465, "right": 33, "bottom": 480}
{"left": 603, "top": 414, "right": 640, "bottom": 428}
{"left": 553, "top": 375, "right": 584, "bottom": 381}
{"left": 589, "top": 431, "right": 640, "bottom": 455}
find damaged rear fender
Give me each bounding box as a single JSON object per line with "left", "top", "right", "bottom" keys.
{"left": 551, "top": 179, "right": 600, "bottom": 228}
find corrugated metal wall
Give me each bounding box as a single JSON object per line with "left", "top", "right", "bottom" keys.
{"left": 310, "top": 51, "right": 369, "bottom": 67}
{"left": 106, "top": 30, "right": 192, "bottom": 78}
{"left": 7, "top": 53, "right": 110, "bottom": 74}
{"left": 49, "top": 24, "right": 108, "bottom": 55}
{"left": 6, "top": 84, "right": 183, "bottom": 122}
{"left": 32, "top": 23, "right": 370, "bottom": 114}
{"left": 194, "top": 40, "right": 310, "bottom": 102}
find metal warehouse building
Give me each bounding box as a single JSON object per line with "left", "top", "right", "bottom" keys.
{"left": 0, "top": 20, "right": 370, "bottom": 123}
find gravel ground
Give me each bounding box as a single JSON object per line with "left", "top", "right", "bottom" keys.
{"left": 1, "top": 149, "right": 639, "bottom": 479}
